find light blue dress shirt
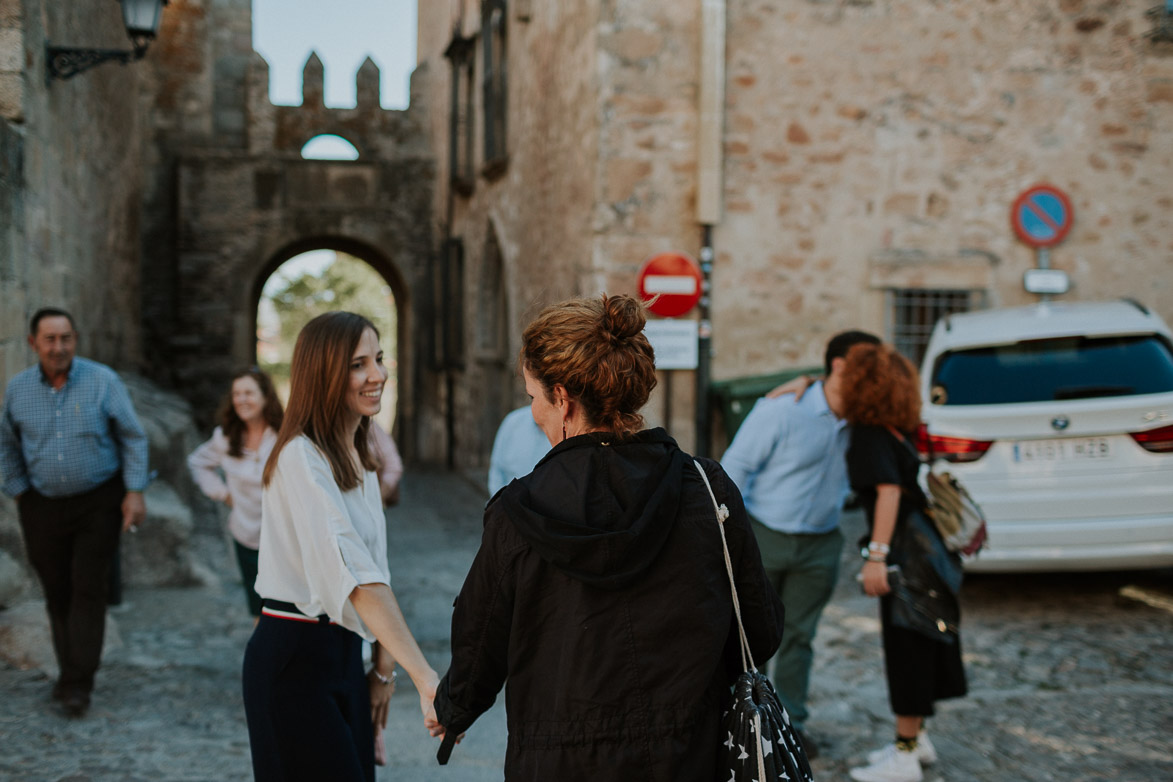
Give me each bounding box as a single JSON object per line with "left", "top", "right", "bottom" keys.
{"left": 720, "top": 381, "right": 849, "bottom": 535}
{"left": 0, "top": 357, "right": 150, "bottom": 498}
{"left": 487, "top": 406, "right": 551, "bottom": 496}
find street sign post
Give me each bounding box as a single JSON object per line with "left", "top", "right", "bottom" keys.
{"left": 643, "top": 319, "right": 699, "bottom": 370}
{"left": 637, "top": 252, "right": 703, "bottom": 318}
{"left": 1011, "top": 184, "right": 1074, "bottom": 301}
{"left": 1011, "top": 184, "right": 1073, "bottom": 248}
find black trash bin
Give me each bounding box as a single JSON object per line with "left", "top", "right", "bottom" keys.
{"left": 708, "top": 367, "right": 820, "bottom": 452}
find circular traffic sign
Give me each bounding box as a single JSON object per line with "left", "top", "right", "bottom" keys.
{"left": 1011, "top": 184, "right": 1074, "bottom": 248}
{"left": 637, "top": 252, "right": 703, "bottom": 318}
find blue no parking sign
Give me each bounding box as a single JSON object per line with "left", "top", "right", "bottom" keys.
{"left": 1011, "top": 184, "right": 1074, "bottom": 248}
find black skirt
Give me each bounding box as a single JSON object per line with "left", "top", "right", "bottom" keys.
{"left": 879, "top": 595, "right": 967, "bottom": 716}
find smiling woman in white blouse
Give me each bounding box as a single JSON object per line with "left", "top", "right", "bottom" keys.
{"left": 242, "top": 311, "right": 441, "bottom": 782}
{"left": 187, "top": 367, "right": 283, "bottom": 618}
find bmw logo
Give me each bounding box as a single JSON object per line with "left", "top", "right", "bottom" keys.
{"left": 1051, "top": 416, "right": 1070, "bottom": 431}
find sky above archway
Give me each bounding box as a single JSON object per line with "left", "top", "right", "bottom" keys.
{"left": 252, "top": 0, "right": 417, "bottom": 110}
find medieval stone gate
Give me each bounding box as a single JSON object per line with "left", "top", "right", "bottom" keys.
{"left": 156, "top": 53, "right": 438, "bottom": 459}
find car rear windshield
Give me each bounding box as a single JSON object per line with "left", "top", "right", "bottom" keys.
{"left": 930, "top": 334, "right": 1173, "bottom": 405}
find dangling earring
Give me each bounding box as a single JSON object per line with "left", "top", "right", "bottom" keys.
{"left": 561, "top": 423, "right": 567, "bottom": 442}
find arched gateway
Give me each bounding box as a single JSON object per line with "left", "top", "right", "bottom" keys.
{"left": 159, "top": 53, "right": 436, "bottom": 460}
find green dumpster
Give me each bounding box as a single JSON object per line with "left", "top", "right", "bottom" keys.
{"left": 709, "top": 367, "right": 821, "bottom": 443}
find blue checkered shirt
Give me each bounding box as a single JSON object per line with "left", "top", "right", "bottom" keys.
{"left": 0, "top": 357, "right": 149, "bottom": 498}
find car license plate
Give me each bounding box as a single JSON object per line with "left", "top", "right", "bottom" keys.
{"left": 1012, "top": 437, "right": 1113, "bottom": 462}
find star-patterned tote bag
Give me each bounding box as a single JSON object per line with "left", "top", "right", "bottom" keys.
{"left": 693, "top": 460, "right": 815, "bottom": 782}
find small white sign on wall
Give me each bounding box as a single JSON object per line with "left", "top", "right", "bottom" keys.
{"left": 643, "top": 319, "right": 699, "bottom": 370}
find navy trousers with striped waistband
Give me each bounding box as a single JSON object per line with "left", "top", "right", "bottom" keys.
{"left": 242, "top": 606, "right": 374, "bottom": 782}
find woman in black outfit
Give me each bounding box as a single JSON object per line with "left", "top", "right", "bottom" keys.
{"left": 432, "top": 294, "right": 785, "bottom": 781}
{"left": 841, "top": 343, "right": 966, "bottom": 782}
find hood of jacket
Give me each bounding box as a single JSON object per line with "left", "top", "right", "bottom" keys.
{"left": 495, "top": 427, "right": 687, "bottom": 591}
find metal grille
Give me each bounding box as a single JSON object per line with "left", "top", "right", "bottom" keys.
{"left": 886, "top": 289, "right": 983, "bottom": 366}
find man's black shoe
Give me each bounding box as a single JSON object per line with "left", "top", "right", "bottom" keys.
{"left": 62, "top": 690, "right": 90, "bottom": 718}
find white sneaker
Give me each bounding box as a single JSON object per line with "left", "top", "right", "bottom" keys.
{"left": 850, "top": 743, "right": 923, "bottom": 782}
{"left": 867, "top": 732, "right": 938, "bottom": 766}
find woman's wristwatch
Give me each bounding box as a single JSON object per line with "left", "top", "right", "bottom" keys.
{"left": 860, "top": 541, "right": 890, "bottom": 563}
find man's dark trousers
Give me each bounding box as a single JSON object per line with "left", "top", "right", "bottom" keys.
{"left": 750, "top": 516, "right": 843, "bottom": 731}
{"left": 17, "top": 475, "right": 123, "bottom": 696}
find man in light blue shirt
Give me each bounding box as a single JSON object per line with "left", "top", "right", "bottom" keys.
{"left": 721, "top": 330, "right": 879, "bottom": 748}
{"left": 0, "top": 308, "right": 149, "bottom": 717}
{"left": 487, "top": 405, "right": 551, "bottom": 496}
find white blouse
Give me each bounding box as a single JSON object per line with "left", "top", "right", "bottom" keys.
{"left": 256, "top": 436, "right": 390, "bottom": 640}
{"left": 186, "top": 426, "right": 276, "bottom": 549}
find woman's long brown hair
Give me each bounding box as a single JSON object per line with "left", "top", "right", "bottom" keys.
{"left": 263, "top": 312, "right": 378, "bottom": 491}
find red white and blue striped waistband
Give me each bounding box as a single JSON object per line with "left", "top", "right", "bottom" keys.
{"left": 260, "top": 599, "right": 336, "bottom": 625}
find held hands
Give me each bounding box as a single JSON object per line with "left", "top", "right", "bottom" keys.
{"left": 860, "top": 560, "right": 892, "bottom": 597}
{"left": 420, "top": 675, "right": 465, "bottom": 745}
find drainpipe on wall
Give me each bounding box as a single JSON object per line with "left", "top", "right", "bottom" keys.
{"left": 695, "top": 0, "right": 725, "bottom": 457}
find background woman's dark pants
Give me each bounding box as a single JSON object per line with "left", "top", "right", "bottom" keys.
{"left": 243, "top": 614, "right": 375, "bottom": 782}
{"left": 17, "top": 475, "right": 123, "bottom": 696}
{"left": 232, "top": 541, "right": 262, "bottom": 616}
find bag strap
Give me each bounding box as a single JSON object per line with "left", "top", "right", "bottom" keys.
{"left": 691, "top": 459, "right": 756, "bottom": 673}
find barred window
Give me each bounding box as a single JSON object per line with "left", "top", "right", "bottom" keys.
{"left": 886, "top": 289, "right": 984, "bottom": 367}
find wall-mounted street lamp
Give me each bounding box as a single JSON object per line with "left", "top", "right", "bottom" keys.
{"left": 46, "top": 0, "right": 169, "bottom": 82}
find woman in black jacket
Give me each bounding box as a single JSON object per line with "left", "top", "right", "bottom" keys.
{"left": 432, "top": 294, "right": 784, "bottom": 781}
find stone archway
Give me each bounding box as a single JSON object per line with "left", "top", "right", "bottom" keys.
{"left": 159, "top": 53, "right": 437, "bottom": 461}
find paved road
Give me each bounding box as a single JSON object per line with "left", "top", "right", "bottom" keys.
{"left": 1, "top": 469, "right": 1171, "bottom": 781}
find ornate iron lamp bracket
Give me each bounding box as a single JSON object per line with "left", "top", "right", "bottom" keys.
{"left": 45, "top": 42, "right": 147, "bottom": 83}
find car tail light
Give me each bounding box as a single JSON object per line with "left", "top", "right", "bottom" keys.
{"left": 915, "top": 424, "right": 994, "bottom": 463}
{"left": 1130, "top": 423, "right": 1173, "bottom": 453}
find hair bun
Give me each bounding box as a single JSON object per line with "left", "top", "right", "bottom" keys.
{"left": 602, "top": 294, "right": 647, "bottom": 343}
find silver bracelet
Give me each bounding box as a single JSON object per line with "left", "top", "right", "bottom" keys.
{"left": 371, "top": 668, "right": 397, "bottom": 685}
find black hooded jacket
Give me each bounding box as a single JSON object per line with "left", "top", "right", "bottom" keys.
{"left": 434, "top": 428, "right": 784, "bottom": 781}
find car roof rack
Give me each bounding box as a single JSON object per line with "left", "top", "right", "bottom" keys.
{"left": 1122, "top": 297, "right": 1150, "bottom": 315}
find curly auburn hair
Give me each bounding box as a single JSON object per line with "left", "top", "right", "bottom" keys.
{"left": 521, "top": 294, "right": 657, "bottom": 439}
{"left": 839, "top": 343, "right": 922, "bottom": 432}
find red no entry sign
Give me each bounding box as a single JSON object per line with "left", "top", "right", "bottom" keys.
{"left": 637, "top": 252, "right": 703, "bottom": 318}
{"left": 1011, "top": 184, "right": 1074, "bottom": 248}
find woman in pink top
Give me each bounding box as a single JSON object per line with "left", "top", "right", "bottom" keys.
{"left": 187, "top": 368, "right": 284, "bottom": 616}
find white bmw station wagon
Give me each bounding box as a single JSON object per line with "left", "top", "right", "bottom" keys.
{"left": 918, "top": 300, "right": 1173, "bottom": 573}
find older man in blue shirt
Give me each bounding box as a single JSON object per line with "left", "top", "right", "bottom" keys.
{"left": 721, "top": 330, "right": 879, "bottom": 750}
{"left": 0, "top": 308, "right": 149, "bottom": 717}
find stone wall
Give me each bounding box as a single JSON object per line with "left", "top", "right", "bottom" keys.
{"left": 0, "top": 0, "right": 20, "bottom": 120}
{"left": 418, "top": 0, "right": 604, "bottom": 464}
{"left": 0, "top": 0, "right": 149, "bottom": 389}
{"left": 712, "top": 0, "right": 1173, "bottom": 377}
{"left": 419, "top": 0, "right": 1173, "bottom": 457}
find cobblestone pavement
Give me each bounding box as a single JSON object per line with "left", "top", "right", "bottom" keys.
{"left": 2, "top": 469, "right": 1171, "bottom": 781}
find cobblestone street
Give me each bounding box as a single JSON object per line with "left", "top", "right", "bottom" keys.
{"left": 1, "top": 469, "right": 1171, "bottom": 781}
